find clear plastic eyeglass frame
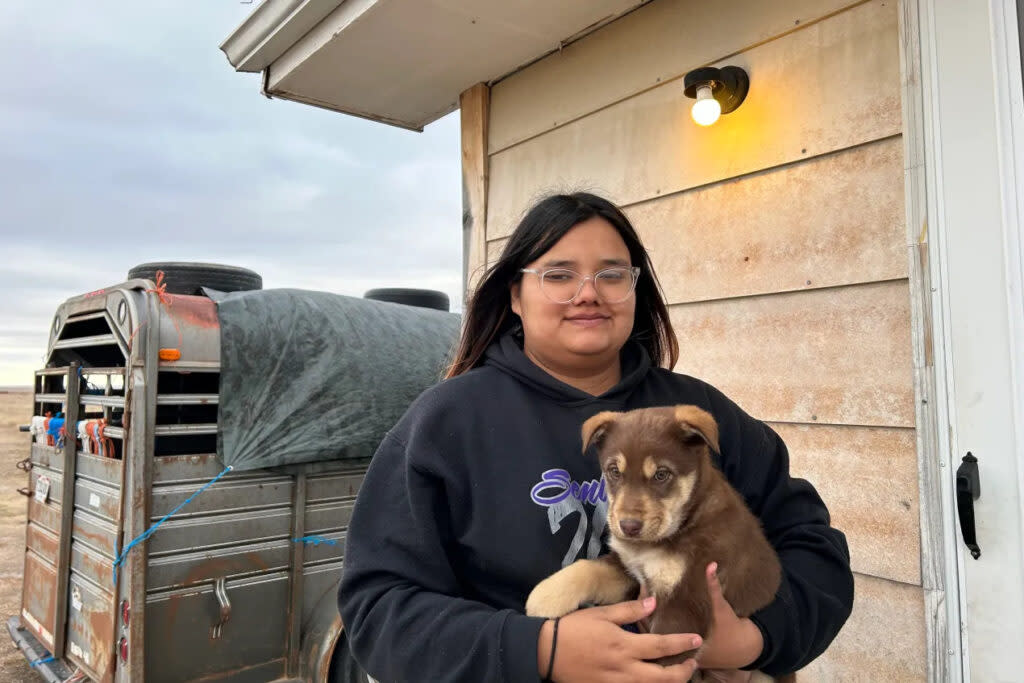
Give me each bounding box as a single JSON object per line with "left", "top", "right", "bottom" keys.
{"left": 519, "top": 266, "right": 641, "bottom": 304}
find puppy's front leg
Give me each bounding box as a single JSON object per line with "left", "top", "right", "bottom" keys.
{"left": 526, "top": 555, "right": 638, "bottom": 618}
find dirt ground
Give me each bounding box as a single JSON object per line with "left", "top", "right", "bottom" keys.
{"left": 0, "top": 390, "right": 43, "bottom": 682}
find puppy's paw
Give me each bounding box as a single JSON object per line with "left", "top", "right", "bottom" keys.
{"left": 527, "top": 557, "right": 636, "bottom": 617}
{"left": 525, "top": 574, "right": 589, "bottom": 618}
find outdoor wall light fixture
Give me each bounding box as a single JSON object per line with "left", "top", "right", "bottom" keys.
{"left": 683, "top": 66, "right": 749, "bottom": 126}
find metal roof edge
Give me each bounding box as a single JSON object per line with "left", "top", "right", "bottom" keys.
{"left": 220, "top": 0, "right": 344, "bottom": 73}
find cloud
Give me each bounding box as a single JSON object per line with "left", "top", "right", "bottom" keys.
{"left": 0, "top": 0, "right": 463, "bottom": 387}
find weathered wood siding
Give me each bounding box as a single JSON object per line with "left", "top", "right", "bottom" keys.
{"left": 472, "top": 0, "right": 923, "bottom": 678}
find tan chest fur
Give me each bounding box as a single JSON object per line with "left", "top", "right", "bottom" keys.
{"left": 609, "top": 537, "right": 688, "bottom": 597}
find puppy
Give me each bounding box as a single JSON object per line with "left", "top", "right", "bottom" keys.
{"left": 526, "top": 405, "right": 792, "bottom": 682}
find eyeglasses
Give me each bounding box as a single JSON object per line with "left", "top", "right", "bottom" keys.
{"left": 519, "top": 266, "right": 641, "bottom": 304}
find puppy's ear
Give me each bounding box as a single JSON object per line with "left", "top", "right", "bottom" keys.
{"left": 581, "top": 411, "right": 619, "bottom": 454}
{"left": 673, "top": 405, "right": 720, "bottom": 454}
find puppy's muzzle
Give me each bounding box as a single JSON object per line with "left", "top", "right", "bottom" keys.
{"left": 619, "top": 519, "right": 643, "bottom": 537}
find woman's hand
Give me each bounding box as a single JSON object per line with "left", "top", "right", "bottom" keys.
{"left": 696, "top": 562, "right": 764, "bottom": 672}
{"left": 536, "top": 596, "right": 701, "bottom": 682}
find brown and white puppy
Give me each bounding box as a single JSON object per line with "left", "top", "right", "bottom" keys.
{"left": 526, "top": 405, "right": 790, "bottom": 682}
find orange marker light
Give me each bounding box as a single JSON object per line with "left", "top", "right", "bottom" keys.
{"left": 158, "top": 348, "right": 182, "bottom": 361}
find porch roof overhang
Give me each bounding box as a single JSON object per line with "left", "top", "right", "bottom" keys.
{"left": 221, "top": 0, "right": 647, "bottom": 131}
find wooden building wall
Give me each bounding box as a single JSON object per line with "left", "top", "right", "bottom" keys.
{"left": 465, "top": 0, "right": 924, "bottom": 679}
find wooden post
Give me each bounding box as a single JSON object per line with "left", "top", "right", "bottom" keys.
{"left": 898, "top": 0, "right": 955, "bottom": 679}
{"left": 460, "top": 82, "right": 490, "bottom": 300}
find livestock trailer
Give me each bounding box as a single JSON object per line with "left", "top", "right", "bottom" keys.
{"left": 7, "top": 264, "right": 457, "bottom": 682}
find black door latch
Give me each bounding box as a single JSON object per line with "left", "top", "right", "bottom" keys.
{"left": 956, "top": 452, "right": 981, "bottom": 560}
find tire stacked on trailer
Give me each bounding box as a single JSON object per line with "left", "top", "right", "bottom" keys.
{"left": 127, "top": 262, "right": 263, "bottom": 296}
{"left": 364, "top": 288, "right": 450, "bottom": 312}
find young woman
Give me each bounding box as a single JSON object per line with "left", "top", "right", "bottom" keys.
{"left": 338, "top": 193, "right": 853, "bottom": 682}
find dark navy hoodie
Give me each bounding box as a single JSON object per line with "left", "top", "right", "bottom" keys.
{"left": 338, "top": 334, "right": 853, "bottom": 682}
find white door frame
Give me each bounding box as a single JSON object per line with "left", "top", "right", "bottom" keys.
{"left": 913, "top": 0, "right": 1024, "bottom": 679}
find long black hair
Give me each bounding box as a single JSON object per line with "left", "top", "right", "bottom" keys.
{"left": 446, "top": 192, "right": 678, "bottom": 378}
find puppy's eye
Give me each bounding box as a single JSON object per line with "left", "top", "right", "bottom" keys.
{"left": 653, "top": 468, "right": 672, "bottom": 482}
{"left": 605, "top": 465, "right": 621, "bottom": 479}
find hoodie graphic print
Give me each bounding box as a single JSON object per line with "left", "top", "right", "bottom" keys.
{"left": 530, "top": 465, "right": 608, "bottom": 567}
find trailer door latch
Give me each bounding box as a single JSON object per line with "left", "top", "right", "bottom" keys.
{"left": 211, "top": 577, "right": 231, "bottom": 639}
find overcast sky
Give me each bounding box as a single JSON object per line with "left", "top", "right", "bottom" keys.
{"left": 0, "top": 1, "right": 463, "bottom": 387}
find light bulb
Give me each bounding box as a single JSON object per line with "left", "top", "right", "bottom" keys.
{"left": 691, "top": 84, "right": 721, "bottom": 126}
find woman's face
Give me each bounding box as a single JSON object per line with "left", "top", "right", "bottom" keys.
{"left": 510, "top": 216, "right": 637, "bottom": 372}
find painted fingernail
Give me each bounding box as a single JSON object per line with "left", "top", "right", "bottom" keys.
{"left": 692, "top": 636, "right": 702, "bottom": 648}
{"left": 710, "top": 562, "right": 718, "bottom": 575}
{"left": 643, "top": 596, "right": 656, "bottom": 609}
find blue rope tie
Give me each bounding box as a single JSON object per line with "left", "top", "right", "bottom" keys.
{"left": 293, "top": 535, "right": 337, "bottom": 546}
{"left": 112, "top": 464, "right": 234, "bottom": 585}
{"left": 30, "top": 655, "right": 55, "bottom": 667}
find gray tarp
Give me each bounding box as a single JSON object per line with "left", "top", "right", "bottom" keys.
{"left": 214, "top": 288, "right": 460, "bottom": 471}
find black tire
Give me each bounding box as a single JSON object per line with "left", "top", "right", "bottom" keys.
{"left": 327, "top": 630, "right": 372, "bottom": 683}
{"left": 364, "top": 288, "right": 450, "bottom": 312}
{"left": 128, "top": 262, "right": 263, "bottom": 296}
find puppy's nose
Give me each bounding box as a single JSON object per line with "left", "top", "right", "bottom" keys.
{"left": 619, "top": 519, "right": 643, "bottom": 537}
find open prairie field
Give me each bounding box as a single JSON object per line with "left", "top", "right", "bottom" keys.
{"left": 0, "top": 390, "right": 41, "bottom": 682}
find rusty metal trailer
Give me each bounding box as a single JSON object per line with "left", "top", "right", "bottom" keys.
{"left": 7, "top": 277, "right": 368, "bottom": 683}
